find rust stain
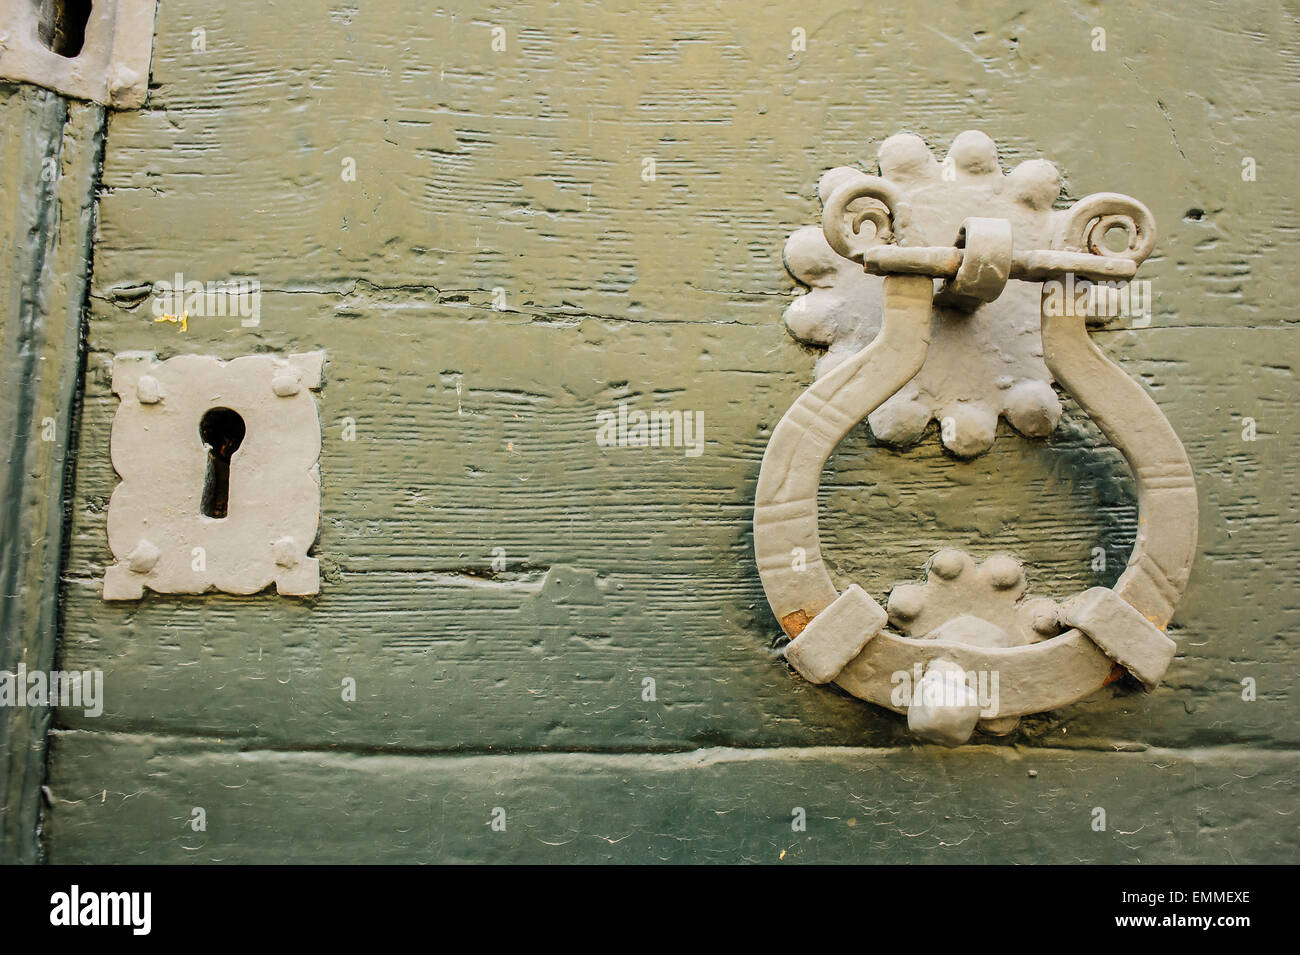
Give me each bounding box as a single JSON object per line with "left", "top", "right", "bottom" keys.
{"left": 1103, "top": 663, "right": 1127, "bottom": 686}
{"left": 781, "top": 609, "right": 813, "bottom": 638}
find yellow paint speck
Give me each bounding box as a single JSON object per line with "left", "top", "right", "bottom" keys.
{"left": 154, "top": 312, "right": 189, "bottom": 332}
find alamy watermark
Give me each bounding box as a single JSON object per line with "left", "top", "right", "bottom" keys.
{"left": 596, "top": 402, "right": 704, "bottom": 457}
{"left": 1042, "top": 275, "right": 1153, "bottom": 326}
{"left": 891, "top": 664, "right": 1000, "bottom": 717}
{"left": 151, "top": 272, "right": 261, "bottom": 329}
{"left": 50, "top": 886, "right": 150, "bottom": 935}
{"left": 0, "top": 665, "right": 103, "bottom": 717}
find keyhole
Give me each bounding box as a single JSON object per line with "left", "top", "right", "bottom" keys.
{"left": 34, "top": 0, "right": 94, "bottom": 59}
{"left": 199, "top": 407, "right": 246, "bottom": 519}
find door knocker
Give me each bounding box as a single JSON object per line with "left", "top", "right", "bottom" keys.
{"left": 754, "top": 132, "right": 1197, "bottom": 746}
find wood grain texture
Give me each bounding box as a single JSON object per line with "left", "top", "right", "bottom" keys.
{"left": 0, "top": 86, "right": 104, "bottom": 863}
{"left": 89, "top": 1, "right": 1297, "bottom": 331}
{"left": 44, "top": 729, "right": 1298, "bottom": 864}
{"left": 55, "top": 316, "right": 1298, "bottom": 753}
{"left": 35, "top": 0, "right": 1300, "bottom": 861}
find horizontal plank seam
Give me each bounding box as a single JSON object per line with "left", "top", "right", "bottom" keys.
{"left": 45, "top": 728, "right": 1300, "bottom": 760}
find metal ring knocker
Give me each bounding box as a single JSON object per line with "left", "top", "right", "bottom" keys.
{"left": 755, "top": 171, "right": 1197, "bottom": 746}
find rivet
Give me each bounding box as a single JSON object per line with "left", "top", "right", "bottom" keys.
{"left": 137, "top": 375, "right": 163, "bottom": 404}
{"left": 930, "top": 549, "right": 966, "bottom": 580}
{"left": 985, "top": 555, "right": 1024, "bottom": 589}
{"left": 1032, "top": 603, "right": 1061, "bottom": 635}
{"left": 271, "top": 537, "right": 299, "bottom": 568}
{"left": 272, "top": 373, "right": 301, "bottom": 397}
{"left": 887, "top": 584, "right": 925, "bottom": 620}
{"left": 127, "top": 539, "right": 160, "bottom": 574}
{"left": 109, "top": 66, "right": 141, "bottom": 97}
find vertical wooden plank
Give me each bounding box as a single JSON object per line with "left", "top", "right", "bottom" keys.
{"left": 0, "top": 85, "right": 104, "bottom": 863}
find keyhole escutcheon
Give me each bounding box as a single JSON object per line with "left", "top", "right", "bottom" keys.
{"left": 199, "top": 407, "right": 246, "bottom": 518}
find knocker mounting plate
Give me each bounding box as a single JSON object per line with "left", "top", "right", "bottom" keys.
{"left": 756, "top": 131, "right": 1197, "bottom": 746}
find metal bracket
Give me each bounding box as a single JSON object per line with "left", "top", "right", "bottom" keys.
{"left": 103, "top": 351, "right": 325, "bottom": 600}
{"left": 757, "top": 132, "right": 1197, "bottom": 745}
{"left": 784, "top": 131, "right": 1152, "bottom": 458}
{"left": 0, "top": 0, "right": 156, "bottom": 109}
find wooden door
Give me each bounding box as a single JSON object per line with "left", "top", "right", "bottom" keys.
{"left": 1, "top": 0, "right": 1295, "bottom": 863}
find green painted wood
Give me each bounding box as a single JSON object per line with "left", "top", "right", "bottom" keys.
{"left": 89, "top": 1, "right": 1294, "bottom": 335}
{"left": 0, "top": 85, "right": 104, "bottom": 863}
{"left": 51, "top": 319, "right": 1298, "bottom": 753}
{"left": 44, "top": 729, "right": 1298, "bottom": 864}
{"left": 30, "top": 0, "right": 1300, "bottom": 861}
